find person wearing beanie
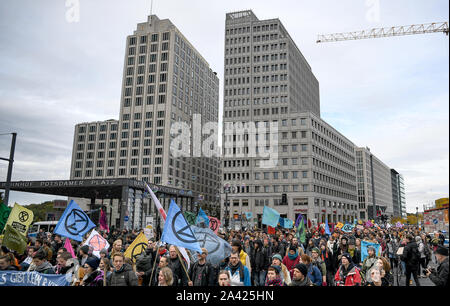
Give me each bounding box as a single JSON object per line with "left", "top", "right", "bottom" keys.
{"left": 290, "top": 263, "right": 312, "bottom": 286}
{"left": 334, "top": 253, "right": 361, "bottom": 286}
{"left": 282, "top": 245, "right": 300, "bottom": 275}
{"left": 78, "top": 245, "right": 93, "bottom": 267}
{"left": 271, "top": 254, "right": 291, "bottom": 285}
{"left": 425, "top": 245, "right": 448, "bottom": 287}
{"left": 360, "top": 245, "right": 378, "bottom": 284}
{"left": 311, "top": 247, "right": 327, "bottom": 286}
{"left": 265, "top": 265, "right": 285, "bottom": 286}
{"left": 81, "top": 257, "right": 104, "bottom": 286}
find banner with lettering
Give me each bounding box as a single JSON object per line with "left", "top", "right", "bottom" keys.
{"left": 0, "top": 271, "right": 70, "bottom": 286}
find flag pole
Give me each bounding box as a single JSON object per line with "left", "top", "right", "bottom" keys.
{"left": 149, "top": 240, "right": 161, "bottom": 286}
{"left": 175, "top": 246, "right": 191, "bottom": 283}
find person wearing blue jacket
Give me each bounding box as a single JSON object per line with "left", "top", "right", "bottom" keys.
{"left": 301, "top": 254, "right": 322, "bottom": 286}
{"left": 225, "top": 251, "right": 251, "bottom": 286}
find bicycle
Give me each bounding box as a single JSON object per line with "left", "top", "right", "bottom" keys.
{"left": 395, "top": 255, "right": 405, "bottom": 286}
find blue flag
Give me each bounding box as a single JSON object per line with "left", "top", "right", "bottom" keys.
{"left": 162, "top": 200, "right": 202, "bottom": 253}
{"left": 190, "top": 225, "right": 232, "bottom": 266}
{"left": 54, "top": 200, "right": 96, "bottom": 242}
{"left": 324, "top": 217, "right": 331, "bottom": 235}
{"left": 361, "top": 240, "right": 381, "bottom": 262}
{"left": 283, "top": 218, "right": 293, "bottom": 229}
{"left": 262, "top": 206, "right": 280, "bottom": 228}
{"left": 196, "top": 208, "right": 210, "bottom": 228}
{"left": 244, "top": 212, "right": 253, "bottom": 220}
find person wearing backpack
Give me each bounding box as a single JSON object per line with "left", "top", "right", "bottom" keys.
{"left": 401, "top": 235, "right": 421, "bottom": 286}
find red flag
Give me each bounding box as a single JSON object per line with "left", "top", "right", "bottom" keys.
{"left": 307, "top": 219, "right": 312, "bottom": 229}
{"left": 268, "top": 226, "right": 276, "bottom": 235}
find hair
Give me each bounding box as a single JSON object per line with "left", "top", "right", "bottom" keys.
{"left": 301, "top": 254, "right": 312, "bottom": 264}
{"left": 0, "top": 255, "right": 11, "bottom": 264}
{"left": 59, "top": 251, "right": 73, "bottom": 261}
{"left": 58, "top": 247, "right": 67, "bottom": 253}
{"left": 378, "top": 257, "right": 391, "bottom": 273}
{"left": 112, "top": 252, "right": 125, "bottom": 261}
{"left": 230, "top": 251, "right": 240, "bottom": 257}
{"left": 35, "top": 238, "right": 43, "bottom": 245}
{"left": 160, "top": 267, "right": 173, "bottom": 286}
{"left": 218, "top": 270, "right": 230, "bottom": 280}
{"left": 33, "top": 249, "right": 47, "bottom": 261}
{"left": 100, "top": 257, "right": 111, "bottom": 268}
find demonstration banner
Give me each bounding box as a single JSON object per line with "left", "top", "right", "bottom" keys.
{"left": 83, "top": 229, "right": 110, "bottom": 258}
{"left": 5, "top": 203, "right": 34, "bottom": 236}
{"left": 324, "top": 217, "right": 331, "bottom": 235}
{"left": 161, "top": 200, "right": 202, "bottom": 253}
{"left": 54, "top": 200, "right": 96, "bottom": 242}
{"left": 0, "top": 203, "right": 11, "bottom": 233}
{"left": 361, "top": 240, "right": 381, "bottom": 262}
{"left": 2, "top": 224, "right": 27, "bottom": 254}
{"left": 335, "top": 222, "right": 344, "bottom": 230}
{"left": 244, "top": 212, "right": 253, "bottom": 221}
{"left": 190, "top": 225, "right": 232, "bottom": 266}
{"left": 124, "top": 232, "right": 148, "bottom": 263}
{"left": 294, "top": 214, "right": 306, "bottom": 244}
{"left": 0, "top": 271, "right": 70, "bottom": 286}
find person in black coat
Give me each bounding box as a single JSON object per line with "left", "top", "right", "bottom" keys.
{"left": 187, "top": 248, "right": 216, "bottom": 287}
{"left": 168, "top": 245, "right": 188, "bottom": 286}
{"left": 401, "top": 235, "right": 421, "bottom": 286}
{"left": 425, "top": 245, "right": 448, "bottom": 287}
{"left": 250, "top": 240, "right": 268, "bottom": 286}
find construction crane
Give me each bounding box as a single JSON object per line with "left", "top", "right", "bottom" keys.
{"left": 317, "top": 22, "right": 449, "bottom": 43}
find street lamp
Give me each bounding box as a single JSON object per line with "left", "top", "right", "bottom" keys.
{"left": 0, "top": 132, "right": 17, "bottom": 206}
{"left": 416, "top": 207, "right": 419, "bottom": 227}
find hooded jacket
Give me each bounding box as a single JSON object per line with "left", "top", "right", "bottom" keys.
{"left": 33, "top": 261, "right": 55, "bottom": 275}
{"left": 250, "top": 240, "right": 268, "bottom": 273}
{"left": 334, "top": 262, "right": 361, "bottom": 286}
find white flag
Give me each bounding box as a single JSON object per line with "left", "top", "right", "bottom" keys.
{"left": 144, "top": 182, "right": 190, "bottom": 269}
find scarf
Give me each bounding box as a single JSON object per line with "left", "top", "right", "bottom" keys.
{"left": 288, "top": 250, "right": 298, "bottom": 260}
{"left": 265, "top": 277, "right": 284, "bottom": 286}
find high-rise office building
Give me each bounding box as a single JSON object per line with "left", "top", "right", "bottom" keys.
{"left": 221, "top": 10, "right": 357, "bottom": 227}
{"left": 70, "top": 15, "right": 221, "bottom": 225}
{"left": 356, "top": 147, "right": 394, "bottom": 220}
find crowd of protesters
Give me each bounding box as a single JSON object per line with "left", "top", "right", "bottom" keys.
{"left": 0, "top": 223, "right": 448, "bottom": 287}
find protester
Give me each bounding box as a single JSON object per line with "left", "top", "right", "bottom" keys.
{"left": 425, "top": 245, "right": 448, "bottom": 287}
{"left": 80, "top": 257, "right": 104, "bottom": 286}
{"left": 401, "top": 234, "right": 421, "bottom": 286}
{"left": 30, "top": 249, "right": 55, "bottom": 274}
{"left": 360, "top": 246, "right": 378, "bottom": 283}
{"left": 265, "top": 265, "right": 285, "bottom": 286}
{"left": 187, "top": 248, "right": 216, "bottom": 286}
{"left": 218, "top": 270, "right": 231, "bottom": 286}
{"left": 289, "top": 263, "right": 313, "bottom": 286}
{"left": 231, "top": 239, "right": 252, "bottom": 274}
{"left": 158, "top": 267, "right": 174, "bottom": 286}
{"left": 334, "top": 253, "right": 361, "bottom": 286}
{"left": 300, "top": 254, "right": 322, "bottom": 286}
{"left": 225, "top": 251, "right": 251, "bottom": 286}
{"left": 0, "top": 255, "right": 18, "bottom": 271}
{"left": 168, "top": 245, "right": 188, "bottom": 286}
{"left": 311, "top": 247, "right": 327, "bottom": 286}
{"left": 106, "top": 253, "right": 138, "bottom": 286}
{"left": 271, "top": 253, "right": 291, "bottom": 285}
{"left": 364, "top": 268, "right": 386, "bottom": 287}
{"left": 250, "top": 239, "right": 268, "bottom": 286}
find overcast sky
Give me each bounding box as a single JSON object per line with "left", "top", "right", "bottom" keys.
{"left": 0, "top": 0, "right": 448, "bottom": 213}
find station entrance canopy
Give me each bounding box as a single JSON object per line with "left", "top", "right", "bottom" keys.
{"left": 0, "top": 179, "right": 196, "bottom": 230}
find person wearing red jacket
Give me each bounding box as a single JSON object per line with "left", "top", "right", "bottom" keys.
{"left": 283, "top": 245, "right": 300, "bottom": 278}
{"left": 334, "top": 253, "right": 362, "bottom": 286}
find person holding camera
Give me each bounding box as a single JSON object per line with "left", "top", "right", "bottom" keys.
{"left": 425, "top": 245, "right": 448, "bottom": 287}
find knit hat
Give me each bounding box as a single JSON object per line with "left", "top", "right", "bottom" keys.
{"left": 100, "top": 248, "right": 108, "bottom": 256}
{"left": 231, "top": 239, "right": 242, "bottom": 248}
{"left": 269, "top": 265, "right": 281, "bottom": 275}
{"left": 294, "top": 263, "right": 308, "bottom": 276}
{"left": 85, "top": 257, "right": 100, "bottom": 270}
{"left": 311, "top": 247, "right": 320, "bottom": 254}
{"left": 289, "top": 245, "right": 297, "bottom": 252}
{"left": 415, "top": 236, "right": 422, "bottom": 243}
{"left": 272, "top": 254, "right": 283, "bottom": 262}
{"left": 341, "top": 253, "right": 353, "bottom": 263}
{"left": 435, "top": 245, "right": 449, "bottom": 256}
